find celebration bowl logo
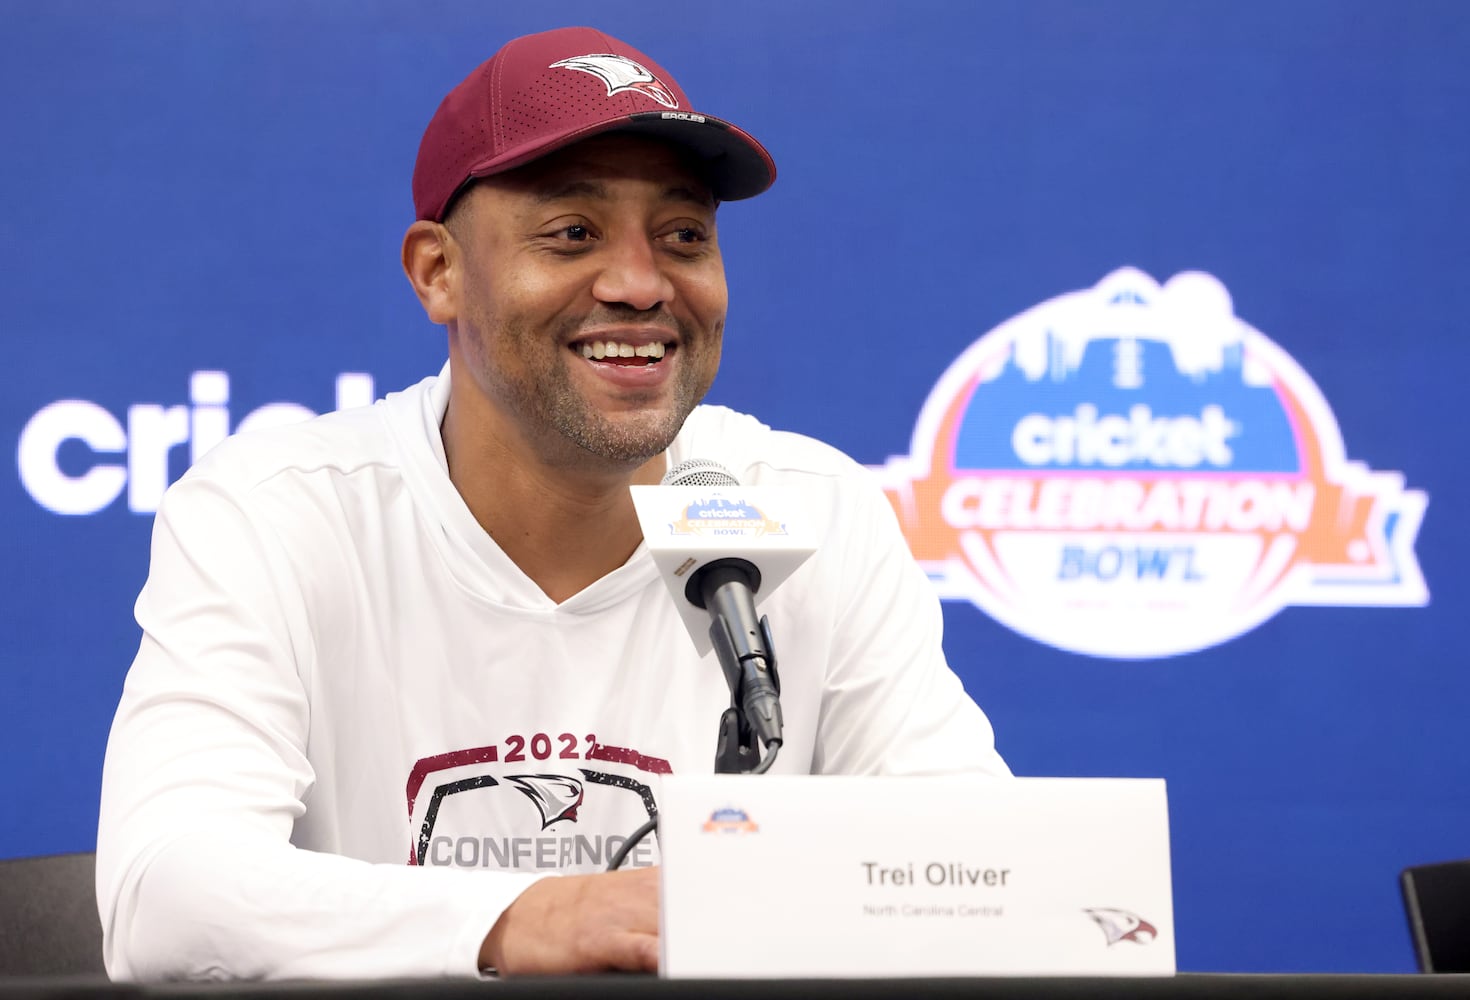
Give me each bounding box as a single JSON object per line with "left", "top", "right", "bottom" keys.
{"left": 702, "top": 806, "right": 759, "bottom": 834}
{"left": 670, "top": 498, "right": 787, "bottom": 539}
{"left": 874, "top": 268, "right": 1427, "bottom": 659}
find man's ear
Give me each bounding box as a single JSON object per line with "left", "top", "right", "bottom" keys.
{"left": 402, "top": 220, "right": 459, "bottom": 325}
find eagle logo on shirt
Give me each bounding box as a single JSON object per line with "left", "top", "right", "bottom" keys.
{"left": 505, "top": 774, "right": 585, "bottom": 829}
{"left": 405, "top": 739, "right": 668, "bottom": 870}
{"left": 550, "top": 53, "right": 679, "bottom": 109}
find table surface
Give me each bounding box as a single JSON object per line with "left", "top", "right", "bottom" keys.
{"left": 3, "top": 974, "right": 1470, "bottom": 1000}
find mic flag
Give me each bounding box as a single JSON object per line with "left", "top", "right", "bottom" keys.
{"left": 630, "top": 460, "right": 817, "bottom": 657}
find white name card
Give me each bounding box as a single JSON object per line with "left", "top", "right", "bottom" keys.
{"left": 657, "top": 775, "right": 1174, "bottom": 978}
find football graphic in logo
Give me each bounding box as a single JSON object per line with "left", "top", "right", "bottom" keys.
{"left": 875, "top": 268, "right": 1427, "bottom": 659}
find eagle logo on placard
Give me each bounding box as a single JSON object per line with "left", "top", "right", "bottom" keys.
{"left": 1085, "top": 907, "right": 1158, "bottom": 946}
{"left": 551, "top": 53, "right": 679, "bottom": 109}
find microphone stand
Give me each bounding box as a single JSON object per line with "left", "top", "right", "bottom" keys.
{"left": 607, "top": 593, "right": 782, "bottom": 870}
{"left": 606, "top": 609, "right": 782, "bottom": 870}
{"left": 710, "top": 612, "right": 781, "bottom": 775}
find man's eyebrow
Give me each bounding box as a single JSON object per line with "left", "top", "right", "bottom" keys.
{"left": 662, "top": 185, "right": 716, "bottom": 209}
{"left": 531, "top": 180, "right": 715, "bottom": 209}
{"left": 533, "top": 180, "right": 607, "bottom": 204}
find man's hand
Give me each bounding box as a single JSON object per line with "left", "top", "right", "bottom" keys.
{"left": 480, "top": 866, "right": 660, "bottom": 976}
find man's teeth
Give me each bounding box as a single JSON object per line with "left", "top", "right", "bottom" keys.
{"left": 579, "top": 341, "right": 667, "bottom": 360}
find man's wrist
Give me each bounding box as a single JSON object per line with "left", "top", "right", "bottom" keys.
{"left": 479, "top": 913, "right": 505, "bottom": 975}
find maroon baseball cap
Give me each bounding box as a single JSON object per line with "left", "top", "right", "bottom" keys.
{"left": 412, "top": 26, "right": 777, "bottom": 221}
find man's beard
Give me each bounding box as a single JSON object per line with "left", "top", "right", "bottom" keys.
{"left": 536, "top": 365, "right": 705, "bottom": 464}
{"left": 483, "top": 310, "right": 720, "bottom": 467}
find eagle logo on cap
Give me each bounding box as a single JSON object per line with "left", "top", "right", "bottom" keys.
{"left": 550, "top": 53, "right": 679, "bottom": 109}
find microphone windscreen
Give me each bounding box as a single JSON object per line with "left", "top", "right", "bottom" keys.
{"left": 662, "top": 458, "right": 739, "bottom": 488}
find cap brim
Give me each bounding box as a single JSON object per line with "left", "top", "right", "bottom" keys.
{"left": 610, "top": 111, "right": 775, "bottom": 202}
{"left": 458, "top": 110, "right": 776, "bottom": 209}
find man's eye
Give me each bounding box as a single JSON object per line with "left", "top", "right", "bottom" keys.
{"left": 666, "top": 227, "right": 703, "bottom": 244}
{"left": 562, "top": 224, "right": 590, "bottom": 241}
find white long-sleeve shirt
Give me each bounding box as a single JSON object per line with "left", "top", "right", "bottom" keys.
{"left": 97, "top": 368, "right": 1009, "bottom": 981}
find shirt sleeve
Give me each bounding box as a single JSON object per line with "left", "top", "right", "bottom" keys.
{"left": 96, "top": 473, "right": 546, "bottom": 982}
{"left": 809, "top": 470, "right": 1013, "bottom": 778}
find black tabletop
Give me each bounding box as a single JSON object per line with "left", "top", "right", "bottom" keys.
{"left": 4, "top": 974, "right": 1470, "bottom": 1000}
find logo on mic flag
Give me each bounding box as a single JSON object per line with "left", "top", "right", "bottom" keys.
{"left": 669, "top": 497, "right": 787, "bottom": 539}
{"left": 631, "top": 483, "right": 816, "bottom": 656}
{"left": 873, "top": 267, "right": 1428, "bottom": 659}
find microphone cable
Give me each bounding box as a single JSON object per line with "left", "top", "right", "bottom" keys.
{"left": 606, "top": 740, "right": 781, "bottom": 871}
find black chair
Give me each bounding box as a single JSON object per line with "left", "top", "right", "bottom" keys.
{"left": 0, "top": 850, "right": 106, "bottom": 977}
{"left": 1401, "top": 858, "right": 1470, "bottom": 973}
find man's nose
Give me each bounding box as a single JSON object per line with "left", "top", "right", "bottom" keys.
{"left": 591, "top": 236, "right": 675, "bottom": 311}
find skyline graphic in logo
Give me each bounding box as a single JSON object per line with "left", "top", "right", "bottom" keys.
{"left": 873, "top": 268, "right": 1427, "bottom": 659}
{"left": 550, "top": 53, "right": 679, "bottom": 109}
{"left": 669, "top": 497, "right": 787, "bottom": 539}
{"left": 1085, "top": 907, "right": 1158, "bottom": 946}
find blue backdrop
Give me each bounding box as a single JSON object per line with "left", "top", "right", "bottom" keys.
{"left": 4, "top": 0, "right": 1467, "bottom": 975}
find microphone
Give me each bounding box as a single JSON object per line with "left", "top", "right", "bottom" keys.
{"left": 662, "top": 459, "right": 782, "bottom": 751}
{"left": 659, "top": 456, "right": 737, "bottom": 488}
{"left": 630, "top": 460, "right": 817, "bottom": 765}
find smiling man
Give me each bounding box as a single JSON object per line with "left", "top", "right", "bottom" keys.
{"left": 408, "top": 134, "right": 728, "bottom": 606}
{"left": 97, "top": 27, "right": 1009, "bottom": 981}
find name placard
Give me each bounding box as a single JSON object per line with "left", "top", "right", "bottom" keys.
{"left": 657, "top": 776, "right": 1173, "bottom": 978}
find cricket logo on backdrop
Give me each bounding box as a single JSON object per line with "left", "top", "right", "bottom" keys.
{"left": 873, "top": 268, "right": 1427, "bottom": 659}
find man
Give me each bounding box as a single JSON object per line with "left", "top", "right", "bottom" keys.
{"left": 97, "top": 26, "right": 1009, "bottom": 981}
